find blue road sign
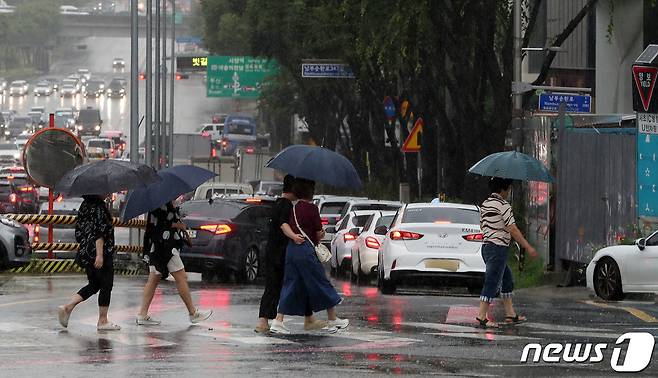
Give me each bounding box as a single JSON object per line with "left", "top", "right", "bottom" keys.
{"left": 538, "top": 93, "right": 591, "bottom": 113}
{"left": 638, "top": 131, "right": 658, "bottom": 218}
{"left": 383, "top": 96, "right": 396, "bottom": 121}
{"left": 176, "top": 36, "right": 203, "bottom": 44}
{"left": 301, "top": 63, "right": 355, "bottom": 78}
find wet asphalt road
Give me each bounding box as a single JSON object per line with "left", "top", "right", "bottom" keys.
{"left": 0, "top": 273, "right": 656, "bottom": 377}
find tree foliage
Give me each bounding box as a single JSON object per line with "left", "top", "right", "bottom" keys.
{"left": 201, "top": 0, "right": 594, "bottom": 201}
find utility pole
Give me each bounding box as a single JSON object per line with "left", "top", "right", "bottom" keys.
{"left": 129, "top": 0, "right": 139, "bottom": 247}
{"left": 161, "top": 0, "right": 168, "bottom": 167}
{"left": 145, "top": 0, "right": 152, "bottom": 166}
{"left": 513, "top": 0, "right": 522, "bottom": 115}
{"left": 169, "top": 0, "right": 175, "bottom": 167}
{"left": 129, "top": 0, "right": 138, "bottom": 164}
{"left": 154, "top": 0, "right": 161, "bottom": 168}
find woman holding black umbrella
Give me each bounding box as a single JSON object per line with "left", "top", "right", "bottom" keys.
{"left": 58, "top": 194, "right": 120, "bottom": 331}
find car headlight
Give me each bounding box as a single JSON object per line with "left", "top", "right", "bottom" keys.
{"left": 4, "top": 131, "right": 9, "bottom": 136}
{"left": 13, "top": 153, "right": 19, "bottom": 159}
{"left": 106, "top": 89, "right": 112, "bottom": 93}
{"left": 0, "top": 218, "right": 20, "bottom": 228}
{"left": 77, "top": 126, "right": 83, "bottom": 130}
{"left": 95, "top": 125, "right": 101, "bottom": 131}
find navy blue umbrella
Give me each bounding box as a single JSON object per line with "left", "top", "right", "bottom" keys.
{"left": 266, "top": 145, "right": 362, "bottom": 189}
{"left": 121, "top": 165, "right": 216, "bottom": 221}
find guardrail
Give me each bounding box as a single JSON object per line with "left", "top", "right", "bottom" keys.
{"left": 2, "top": 213, "right": 145, "bottom": 254}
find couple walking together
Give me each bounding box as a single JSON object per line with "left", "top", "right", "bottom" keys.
{"left": 256, "top": 175, "right": 348, "bottom": 334}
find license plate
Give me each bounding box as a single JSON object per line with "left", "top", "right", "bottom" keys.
{"left": 425, "top": 259, "right": 459, "bottom": 271}
{"left": 187, "top": 230, "right": 197, "bottom": 238}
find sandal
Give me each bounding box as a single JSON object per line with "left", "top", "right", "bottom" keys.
{"left": 504, "top": 315, "right": 527, "bottom": 324}
{"left": 97, "top": 322, "right": 121, "bottom": 331}
{"left": 476, "top": 317, "right": 498, "bottom": 328}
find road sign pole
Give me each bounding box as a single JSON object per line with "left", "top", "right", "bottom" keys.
{"left": 145, "top": 0, "right": 152, "bottom": 166}
{"left": 161, "top": 0, "right": 168, "bottom": 167}
{"left": 47, "top": 113, "right": 54, "bottom": 259}
{"left": 168, "top": 0, "right": 175, "bottom": 167}
{"left": 154, "top": 0, "right": 161, "bottom": 169}
{"left": 130, "top": 0, "right": 139, "bottom": 248}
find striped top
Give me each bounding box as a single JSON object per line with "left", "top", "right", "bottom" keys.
{"left": 480, "top": 193, "right": 515, "bottom": 246}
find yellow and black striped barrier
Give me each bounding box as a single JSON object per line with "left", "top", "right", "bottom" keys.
{"left": 30, "top": 243, "right": 143, "bottom": 254}
{"left": 3, "top": 214, "right": 146, "bottom": 229}
{"left": 9, "top": 259, "right": 143, "bottom": 275}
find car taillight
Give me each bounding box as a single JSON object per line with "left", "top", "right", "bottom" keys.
{"left": 139, "top": 73, "right": 145, "bottom": 80}
{"left": 245, "top": 197, "right": 261, "bottom": 203}
{"left": 343, "top": 233, "right": 357, "bottom": 242}
{"left": 199, "top": 224, "right": 233, "bottom": 235}
{"left": 462, "top": 233, "right": 484, "bottom": 242}
{"left": 19, "top": 186, "right": 32, "bottom": 192}
{"left": 211, "top": 148, "right": 217, "bottom": 158}
{"left": 245, "top": 146, "right": 255, "bottom": 154}
{"left": 34, "top": 225, "right": 40, "bottom": 242}
{"left": 221, "top": 139, "right": 228, "bottom": 147}
{"left": 389, "top": 230, "right": 423, "bottom": 240}
{"left": 365, "top": 236, "right": 380, "bottom": 249}
{"left": 9, "top": 193, "right": 17, "bottom": 203}
{"left": 321, "top": 217, "right": 329, "bottom": 225}
{"left": 176, "top": 73, "right": 182, "bottom": 80}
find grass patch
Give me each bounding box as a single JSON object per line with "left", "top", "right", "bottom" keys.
{"left": 507, "top": 247, "right": 545, "bottom": 289}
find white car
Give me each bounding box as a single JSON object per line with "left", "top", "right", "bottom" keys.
{"left": 586, "top": 233, "right": 658, "bottom": 300}
{"left": 315, "top": 195, "right": 367, "bottom": 247}
{"left": 193, "top": 182, "right": 254, "bottom": 200}
{"left": 329, "top": 210, "right": 377, "bottom": 277}
{"left": 85, "top": 138, "right": 117, "bottom": 159}
{"left": 60, "top": 5, "right": 89, "bottom": 15}
{"left": 8, "top": 80, "right": 28, "bottom": 96}
{"left": 350, "top": 211, "right": 397, "bottom": 284}
{"left": 199, "top": 123, "right": 224, "bottom": 141}
{"left": 377, "top": 202, "right": 486, "bottom": 294}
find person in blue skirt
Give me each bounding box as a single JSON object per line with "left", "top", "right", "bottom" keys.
{"left": 269, "top": 178, "right": 349, "bottom": 335}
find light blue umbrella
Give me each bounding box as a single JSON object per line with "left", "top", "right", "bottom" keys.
{"left": 468, "top": 151, "right": 553, "bottom": 183}
{"left": 266, "top": 145, "right": 362, "bottom": 189}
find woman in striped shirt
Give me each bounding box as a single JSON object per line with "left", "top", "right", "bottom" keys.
{"left": 476, "top": 177, "right": 537, "bottom": 328}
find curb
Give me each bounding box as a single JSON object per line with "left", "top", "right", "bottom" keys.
{"left": 9, "top": 259, "right": 146, "bottom": 276}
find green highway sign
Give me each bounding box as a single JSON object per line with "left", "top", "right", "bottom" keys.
{"left": 206, "top": 56, "right": 278, "bottom": 98}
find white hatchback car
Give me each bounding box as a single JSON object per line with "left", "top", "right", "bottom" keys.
{"left": 329, "top": 210, "right": 377, "bottom": 277}
{"left": 377, "top": 203, "right": 486, "bottom": 294}
{"left": 350, "top": 211, "right": 397, "bottom": 284}
{"left": 586, "top": 232, "right": 658, "bottom": 300}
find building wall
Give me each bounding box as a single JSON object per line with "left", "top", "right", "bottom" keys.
{"left": 595, "top": 0, "right": 644, "bottom": 114}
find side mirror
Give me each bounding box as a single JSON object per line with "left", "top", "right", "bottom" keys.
{"left": 374, "top": 225, "right": 388, "bottom": 235}
{"left": 636, "top": 238, "right": 647, "bottom": 251}
{"left": 325, "top": 226, "right": 336, "bottom": 234}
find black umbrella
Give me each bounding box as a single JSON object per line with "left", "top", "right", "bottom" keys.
{"left": 54, "top": 159, "right": 161, "bottom": 197}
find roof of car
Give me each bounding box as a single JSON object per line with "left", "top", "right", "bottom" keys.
{"left": 348, "top": 210, "right": 383, "bottom": 217}
{"left": 347, "top": 199, "right": 402, "bottom": 205}
{"left": 404, "top": 202, "right": 479, "bottom": 211}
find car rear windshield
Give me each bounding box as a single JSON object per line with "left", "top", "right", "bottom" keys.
{"left": 320, "top": 202, "right": 345, "bottom": 215}
{"left": 226, "top": 123, "right": 255, "bottom": 135}
{"left": 0, "top": 183, "right": 12, "bottom": 193}
{"left": 88, "top": 140, "right": 111, "bottom": 148}
{"left": 401, "top": 207, "right": 480, "bottom": 225}
{"left": 79, "top": 110, "right": 100, "bottom": 123}
{"left": 180, "top": 201, "right": 245, "bottom": 219}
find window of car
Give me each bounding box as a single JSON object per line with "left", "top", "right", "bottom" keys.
{"left": 88, "top": 140, "right": 111, "bottom": 149}
{"left": 351, "top": 215, "right": 371, "bottom": 228}
{"left": 375, "top": 215, "right": 394, "bottom": 229}
{"left": 362, "top": 214, "right": 376, "bottom": 231}
{"left": 337, "top": 214, "right": 352, "bottom": 231}
{"left": 202, "top": 125, "right": 213, "bottom": 132}
{"left": 401, "top": 207, "right": 480, "bottom": 225}
{"left": 646, "top": 231, "right": 658, "bottom": 246}
{"left": 180, "top": 201, "right": 244, "bottom": 219}
{"left": 320, "top": 202, "right": 346, "bottom": 215}
{"left": 235, "top": 205, "right": 271, "bottom": 227}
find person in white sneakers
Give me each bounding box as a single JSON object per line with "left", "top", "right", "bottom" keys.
{"left": 136, "top": 202, "right": 212, "bottom": 326}
{"left": 269, "top": 179, "right": 349, "bottom": 335}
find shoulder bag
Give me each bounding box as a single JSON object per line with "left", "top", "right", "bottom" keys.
{"left": 293, "top": 203, "right": 332, "bottom": 263}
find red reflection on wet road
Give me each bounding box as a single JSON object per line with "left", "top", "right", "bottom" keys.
{"left": 199, "top": 289, "right": 230, "bottom": 309}
{"left": 367, "top": 314, "right": 378, "bottom": 323}
{"left": 341, "top": 282, "right": 352, "bottom": 297}
{"left": 363, "top": 287, "right": 378, "bottom": 298}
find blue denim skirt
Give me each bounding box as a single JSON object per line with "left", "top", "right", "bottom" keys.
{"left": 278, "top": 241, "right": 342, "bottom": 316}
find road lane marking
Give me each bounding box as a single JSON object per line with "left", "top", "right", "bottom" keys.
{"left": 427, "top": 332, "right": 536, "bottom": 341}
{"left": 0, "top": 298, "right": 56, "bottom": 308}
{"left": 582, "top": 300, "right": 658, "bottom": 323}
{"left": 518, "top": 322, "right": 612, "bottom": 333}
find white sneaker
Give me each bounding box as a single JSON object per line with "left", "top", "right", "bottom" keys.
{"left": 327, "top": 317, "right": 349, "bottom": 329}
{"left": 136, "top": 315, "right": 162, "bottom": 326}
{"left": 57, "top": 306, "right": 70, "bottom": 328}
{"left": 189, "top": 308, "right": 213, "bottom": 324}
{"left": 269, "top": 320, "right": 291, "bottom": 335}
